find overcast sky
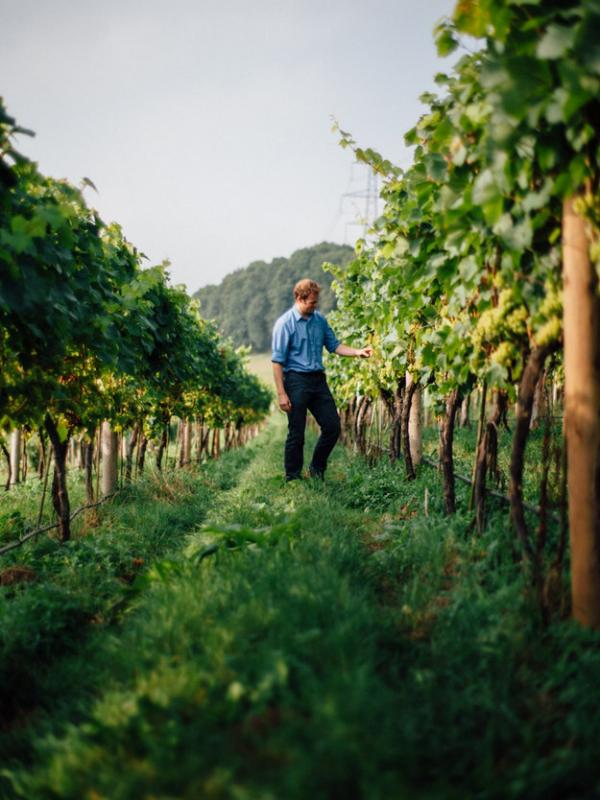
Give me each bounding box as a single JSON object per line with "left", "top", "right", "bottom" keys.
{"left": 2, "top": 0, "right": 454, "bottom": 293}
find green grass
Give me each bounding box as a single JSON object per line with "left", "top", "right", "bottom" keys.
{"left": 0, "top": 436, "right": 218, "bottom": 541}
{"left": 0, "top": 443, "right": 258, "bottom": 755}
{"left": 1, "top": 416, "right": 600, "bottom": 799}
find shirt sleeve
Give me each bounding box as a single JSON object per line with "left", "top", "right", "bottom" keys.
{"left": 271, "top": 318, "right": 290, "bottom": 364}
{"left": 323, "top": 317, "right": 340, "bottom": 353}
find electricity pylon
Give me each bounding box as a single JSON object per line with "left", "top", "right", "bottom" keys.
{"left": 341, "top": 162, "right": 379, "bottom": 241}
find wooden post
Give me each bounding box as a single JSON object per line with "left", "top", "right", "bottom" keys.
{"left": 409, "top": 385, "right": 423, "bottom": 467}
{"left": 9, "top": 429, "right": 21, "bottom": 485}
{"left": 563, "top": 196, "right": 600, "bottom": 628}
{"left": 101, "top": 421, "right": 118, "bottom": 497}
{"left": 459, "top": 393, "right": 471, "bottom": 428}
{"left": 181, "top": 419, "right": 192, "bottom": 465}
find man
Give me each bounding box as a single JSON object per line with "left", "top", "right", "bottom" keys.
{"left": 271, "top": 278, "right": 373, "bottom": 481}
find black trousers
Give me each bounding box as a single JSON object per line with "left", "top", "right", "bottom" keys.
{"left": 283, "top": 370, "right": 341, "bottom": 479}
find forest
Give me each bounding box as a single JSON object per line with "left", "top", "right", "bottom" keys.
{"left": 193, "top": 242, "right": 353, "bottom": 351}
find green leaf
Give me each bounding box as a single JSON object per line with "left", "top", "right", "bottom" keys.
{"left": 435, "top": 23, "right": 459, "bottom": 57}
{"left": 482, "top": 196, "right": 504, "bottom": 226}
{"left": 521, "top": 180, "right": 552, "bottom": 213}
{"left": 404, "top": 126, "right": 418, "bottom": 146}
{"left": 425, "top": 153, "right": 448, "bottom": 182}
{"left": 537, "top": 24, "right": 577, "bottom": 59}
{"left": 536, "top": 143, "right": 557, "bottom": 171}
{"left": 458, "top": 255, "right": 479, "bottom": 283}
{"left": 501, "top": 217, "right": 533, "bottom": 252}
{"left": 578, "top": 13, "right": 600, "bottom": 75}
{"left": 487, "top": 361, "right": 508, "bottom": 387}
{"left": 451, "top": 141, "right": 467, "bottom": 166}
{"left": 57, "top": 418, "right": 69, "bottom": 443}
{"left": 545, "top": 85, "right": 591, "bottom": 125}
{"left": 480, "top": 61, "right": 508, "bottom": 92}
{"left": 409, "top": 238, "right": 422, "bottom": 257}
{"left": 500, "top": 58, "right": 553, "bottom": 118}
{"left": 492, "top": 213, "right": 513, "bottom": 238}
{"left": 465, "top": 100, "right": 491, "bottom": 127}
{"left": 472, "top": 169, "right": 501, "bottom": 206}
{"left": 453, "top": 0, "right": 490, "bottom": 38}
{"left": 566, "top": 122, "right": 595, "bottom": 151}
{"left": 2, "top": 225, "right": 32, "bottom": 254}
{"left": 37, "top": 205, "right": 68, "bottom": 230}
{"left": 568, "top": 153, "right": 587, "bottom": 188}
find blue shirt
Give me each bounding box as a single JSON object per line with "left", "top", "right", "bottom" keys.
{"left": 271, "top": 306, "right": 340, "bottom": 373}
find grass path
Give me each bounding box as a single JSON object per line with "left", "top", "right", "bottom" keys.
{"left": 3, "top": 416, "right": 600, "bottom": 799}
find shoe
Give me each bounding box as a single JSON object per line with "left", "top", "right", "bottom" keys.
{"left": 308, "top": 466, "right": 324, "bottom": 481}
{"left": 285, "top": 474, "right": 302, "bottom": 482}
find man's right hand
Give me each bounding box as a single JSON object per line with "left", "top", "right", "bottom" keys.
{"left": 278, "top": 392, "right": 292, "bottom": 413}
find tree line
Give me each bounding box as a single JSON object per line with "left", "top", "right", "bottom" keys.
{"left": 193, "top": 242, "right": 353, "bottom": 351}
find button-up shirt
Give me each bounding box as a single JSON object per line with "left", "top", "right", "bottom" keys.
{"left": 271, "top": 306, "right": 340, "bottom": 373}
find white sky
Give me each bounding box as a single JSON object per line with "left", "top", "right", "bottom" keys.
{"left": 1, "top": 0, "right": 454, "bottom": 293}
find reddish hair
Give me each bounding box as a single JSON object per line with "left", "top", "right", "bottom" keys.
{"left": 293, "top": 279, "right": 321, "bottom": 300}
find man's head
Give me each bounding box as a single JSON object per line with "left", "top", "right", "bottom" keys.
{"left": 293, "top": 278, "right": 320, "bottom": 317}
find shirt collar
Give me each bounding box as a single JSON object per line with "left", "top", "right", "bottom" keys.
{"left": 292, "top": 305, "right": 306, "bottom": 321}
{"left": 292, "top": 304, "right": 317, "bottom": 322}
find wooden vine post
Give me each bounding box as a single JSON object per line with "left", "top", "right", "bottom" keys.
{"left": 84, "top": 436, "right": 95, "bottom": 505}
{"left": 101, "top": 421, "right": 118, "bottom": 497}
{"left": 180, "top": 419, "right": 192, "bottom": 465}
{"left": 9, "top": 429, "right": 21, "bottom": 486}
{"left": 562, "top": 196, "right": 600, "bottom": 629}
{"left": 125, "top": 423, "right": 139, "bottom": 483}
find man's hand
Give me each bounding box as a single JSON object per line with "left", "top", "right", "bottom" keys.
{"left": 272, "top": 362, "right": 291, "bottom": 412}
{"left": 278, "top": 392, "right": 292, "bottom": 413}
{"left": 335, "top": 343, "right": 374, "bottom": 359}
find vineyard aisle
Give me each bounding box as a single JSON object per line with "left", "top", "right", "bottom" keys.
{"left": 3, "top": 414, "right": 600, "bottom": 798}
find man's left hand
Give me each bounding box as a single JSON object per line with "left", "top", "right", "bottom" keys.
{"left": 357, "top": 346, "right": 373, "bottom": 358}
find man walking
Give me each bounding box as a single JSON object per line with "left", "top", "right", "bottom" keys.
{"left": 271, "top": 279, "right": 372, "bottom": 481}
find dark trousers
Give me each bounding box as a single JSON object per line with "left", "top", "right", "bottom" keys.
{"left": 283, "top": 370, "right": 341, "bottom": 479}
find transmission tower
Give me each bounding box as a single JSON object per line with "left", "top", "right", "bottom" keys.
{"left": 341, "top": 162, "right": 379, "bottom": 242}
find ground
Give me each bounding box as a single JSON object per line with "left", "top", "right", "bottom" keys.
{"left": 1, "top": 415, "right": 600, "bottom": 799}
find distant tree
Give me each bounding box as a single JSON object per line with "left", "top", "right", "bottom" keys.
{"left": 194, "top": 242, "right": 353, "bottom": 351}
{"left": 247, "top": 293, "right": 270, "bottom": 351}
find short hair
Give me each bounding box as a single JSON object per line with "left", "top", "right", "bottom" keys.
{"left": 293, "top": 279, "right": 321, "bottom": 300}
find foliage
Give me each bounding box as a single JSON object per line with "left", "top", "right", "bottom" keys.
{"left": 327, "top": 0, "right": 599, "bottom": 405}
{"left": 0, "top": 96, "right": 271, "bottom": 439}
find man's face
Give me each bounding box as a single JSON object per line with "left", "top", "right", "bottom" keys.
{"left": 296, "top": 292, "right": 319, "bottom": 317}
